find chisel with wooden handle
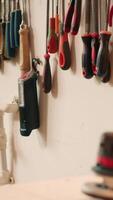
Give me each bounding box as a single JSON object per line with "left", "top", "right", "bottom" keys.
{"left": 81, "top": 0, "right": 93, "bottom": 79}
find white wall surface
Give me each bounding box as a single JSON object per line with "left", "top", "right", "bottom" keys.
{"left": 1, "top": 0, "right": 113, "bottom": 183}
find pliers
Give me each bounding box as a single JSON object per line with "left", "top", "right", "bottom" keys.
{"left": 64, "top": 0, "right": 82, "bottom": 35}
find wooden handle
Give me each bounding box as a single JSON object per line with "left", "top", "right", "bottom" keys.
{"left": 19, "top": 24, "right": 30, "bottom": 72}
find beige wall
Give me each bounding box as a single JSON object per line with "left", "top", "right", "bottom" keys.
{"left": 1, "top": 0, "right": 113, "bottom": 183}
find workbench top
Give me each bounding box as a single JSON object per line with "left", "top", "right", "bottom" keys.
{"left": 0, "top": 175, "right": 100, "bottom": 200}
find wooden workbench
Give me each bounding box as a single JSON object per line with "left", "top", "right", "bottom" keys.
{"left": 0, "top": 176, "right": 100, "bottom": 200}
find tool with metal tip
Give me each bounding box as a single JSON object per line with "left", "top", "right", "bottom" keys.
{"left": 43, "top": 0, "right": 52, "bottom": 93}
{"left": 4, "top": 0, "right": 15, "bottom": 59}
{"left": 91, "top": 0, "right": 99, "bottom": 75}
{"left": 64, "top": 0, "right": 75, "bottom": 33}
{"left": 59, "top": 0, "right": 71, "bottom": 70}
{"left": 71, "top": 0, "right": 82, "bottom": 35}
{"left": 14, "top": 0, "right": 22, "bottom": 48}
{"left": 55, "top": 0, "right": 59, "bottom": 34}
{"left": 10, "top": 0, "right": 16, "bottom": 48}
{"left": 81, "top": 0, "right": 93, "bottom": 79}
{"left": 47, "top": 0, "right": 58, "bottom": 53}
{"left": 0, "top": 0, "right": 4, "bottom": 65}
{"left": 96, "top": 0, "right": 111, "bottom": 83}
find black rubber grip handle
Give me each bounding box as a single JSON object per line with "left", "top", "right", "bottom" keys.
{"left": 64, "top": 0, "right": 75, "bottom": 33}
{"left": 71, "top": 0, "right": 82, "bottom": 35}
{"left": 43, "top": 53, "right": 52, "bottom": 93}
{"left": 96, "top": 31, "right": 111, "bottom": 77}
{"left": 91, "top": 33, "right": 99, "bottom": 75}
{"left": 81, "top": 34, "right": 93, "bottom": 79}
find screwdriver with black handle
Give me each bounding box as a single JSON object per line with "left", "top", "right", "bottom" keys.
{"left": 81, "top": 0, "right": 93, "bottom": 79}
{"left": 43, "top": 0, "right": 52, "bottom": 93}
{"left": 91, "top": 0, "right": 99, "bottom": 75}
{"left": 96, "top": 0, "right": 111, "bottom": 83}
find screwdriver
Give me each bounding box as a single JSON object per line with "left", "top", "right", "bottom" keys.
{"left": 96, "top": 0, "right": 111, "bottom": 82}
{"left": 81, "top": 0, "right": 93, "bottom": 79}
{"left": 91, "top": 0, "right": 99, "bottom": 75}
{"left": 47, "top": 0, "right": 58, "bottom": 54}
{"left": 59, "top": 0, "right": 71, "bottom": 70}
{"left": 71, "top": 0, "right": 82, "bottom": 35}
{"left": 43, "top": 0, "right": 52, "bottom": 93}
{"left": 55, "top": 0, "right": 59, "bottom": 34}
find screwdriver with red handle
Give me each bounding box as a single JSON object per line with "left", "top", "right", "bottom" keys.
{"left": 64, "top": 0, "right": 82, "bottom": 35}
{"left": 59, "top": 0, "right": 71, "bottom": 70}
{"left": 47, "top": 0, "right": 58, "bottom": 54}
{"left": 81, "top": 0, "right": 93, "bottom": 79}
{"left": 96, "top": 0, "right": 111, "bottom": 83}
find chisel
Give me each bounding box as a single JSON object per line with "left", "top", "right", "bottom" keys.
{"left": 59, "top": 0, "right": 71, "bottom": 70}
{"left": 81, "top": 0, "right": 93, "bottom": 79}
{"left": 96, "top": 0, "right": 111, "bottom": 83}
{"left": 91, "top": 0, "right": 99, "bottom": 75}
{"left": 43, "top": 0, "right": 52, "bottom": 93}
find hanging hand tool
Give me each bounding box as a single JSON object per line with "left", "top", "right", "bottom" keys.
{"left": 55, "top": 0, "right": 59, "bottom": 34}
{"left": 43, "top": 0, "right": 52, "bottom": 93}
{"left": 64, "top": 0, "right": 75, "bottom": 33}
{"left": 91, "top": 0, "right": 99, "bottom": 75}
{"left": 18, "top": 0, "right": 40, "bottom": 136}
{"left": 19, "top": 0, "right": 30, "bottom": 76}
{"left": 70, "top": 0, "right": 82, "bottom": 35}
{"left": 59, "top": 0, "right": 71, "bottom": 70}
{"left": 4, "top": 0, "right": 15, "bottom": 59}
{"left": 81, "top": 0, "right": 93, "bottom": 79}
{"left": 47, "top": 0, "right": 58, "bottom": 53}
{"left": 10, "top": 0, "right": 16, "bottom": 48}
{"left": 96, "top": 0, "right": 111, "bottom": 83}
{"left": 0, "top": 0, "right": 4, "bottom": 65}
{"left": 64, "top": 0, "right": 82, "bottom": 35}
{"left": 14, "top": 0, "right": 22, "bottom": 48}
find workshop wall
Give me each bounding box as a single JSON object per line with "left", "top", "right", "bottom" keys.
{"left": 1, "top": 0, "right": 113, "bottom": 183}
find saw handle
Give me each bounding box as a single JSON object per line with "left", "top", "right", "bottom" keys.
{"left": 96, "top": 31, "right": 111, "bottom": 77}
{"left": 81, "top": 34, "right": 93, "bottom": 79}
{"left": 64, "top": 0, "right": 75, "bottom": 33}
{"left": 19, "top": 24, "right": 31, "bottom": 72}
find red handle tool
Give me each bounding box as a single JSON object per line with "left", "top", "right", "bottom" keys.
{"left": 59, "top": 0, "right": 71, "bottom": 70}
{"left": 71, "top": 0, "right": 82, "bottom": 35}
{"left": 64, "top": 0, "right": 75, "bottom": 33}
{"left": 47, "top": 0, "right": 58, "bottom": 53}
